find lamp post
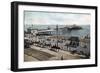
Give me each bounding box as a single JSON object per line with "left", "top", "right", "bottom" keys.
{"left": 56, "top": 25, "right": 58, "bottom": 47}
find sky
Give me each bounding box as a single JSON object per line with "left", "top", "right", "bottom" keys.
{"left": 24, "top": 11, "right": 91, "bottom": 25}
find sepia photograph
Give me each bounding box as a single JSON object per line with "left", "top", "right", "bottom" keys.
{"left": 24, "top": 11, "right": 90, "bottom": 62}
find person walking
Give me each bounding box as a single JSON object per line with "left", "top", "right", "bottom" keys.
{"left": 61, "top": 55, "right": 64, "bottom": 60}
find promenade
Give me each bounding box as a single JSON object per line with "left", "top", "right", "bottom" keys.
{"left": 24, "top": 45, "right": 85, "bottom": 62}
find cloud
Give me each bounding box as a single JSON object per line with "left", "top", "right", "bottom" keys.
{"left": 24, "top": 11, "right": 91, "bottom": 25}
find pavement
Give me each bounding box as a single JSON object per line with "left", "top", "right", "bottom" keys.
{"left": 24, "top": 45, "right": 84, "bottom": 62}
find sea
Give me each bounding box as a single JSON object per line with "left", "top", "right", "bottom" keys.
{"left": 24, "top": 24, "right": 90, "bottom": 38}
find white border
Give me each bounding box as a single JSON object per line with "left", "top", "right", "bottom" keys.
{"left": 18, "top": 5, "right": 95, "bottom": 68}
